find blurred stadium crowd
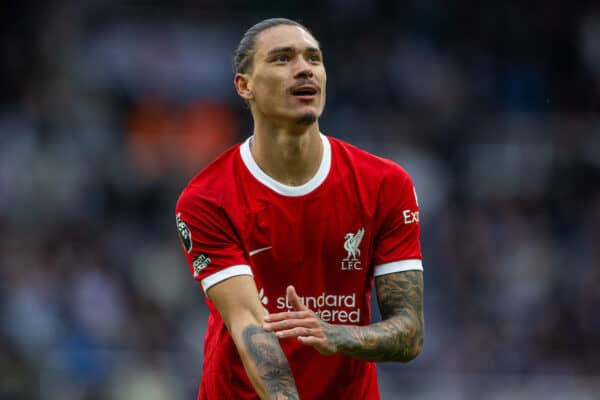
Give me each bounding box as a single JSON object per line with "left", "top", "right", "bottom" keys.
{"left": 1, "top": 1, "right": 600, "bottom": 399}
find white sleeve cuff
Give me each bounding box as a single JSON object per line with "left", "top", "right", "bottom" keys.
{"left": 201, "top": 265, "right": 253, "bottom": 292}
{"left": 374, "top": 259, "right": 423, "bottom": 277}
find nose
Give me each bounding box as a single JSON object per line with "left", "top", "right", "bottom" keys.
{"left": 293, "top": 58, "right": 314, "bottom": 79}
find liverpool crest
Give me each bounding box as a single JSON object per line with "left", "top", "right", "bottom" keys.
{"left": 341, "top": 227, "right": 365, "bottom": 270}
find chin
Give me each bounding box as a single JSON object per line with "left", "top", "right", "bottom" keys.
{"left": 296, "top": 112, "right": 318, "bottom": 126}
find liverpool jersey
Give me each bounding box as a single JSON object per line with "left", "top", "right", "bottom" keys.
{"left": 175, "top": 134, "right": 423, "bottom": 399}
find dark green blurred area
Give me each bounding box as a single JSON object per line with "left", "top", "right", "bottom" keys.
{"left": 1, "top": 1, "right": 599, "bottom": 399}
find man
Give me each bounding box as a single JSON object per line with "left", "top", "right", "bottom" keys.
{"left": 175, "top": 18, "right": 424, "bottom": 399}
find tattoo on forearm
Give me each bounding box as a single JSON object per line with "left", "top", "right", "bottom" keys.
{"left": 329, "top": 270, "right": 424, "bottom": 362}
{"left": 242, "top": 325, "right": 299, "bottom": 399}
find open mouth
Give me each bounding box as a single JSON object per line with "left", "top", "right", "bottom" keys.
{"left": 291, "top": 85, "right": 318, "bottom": 99}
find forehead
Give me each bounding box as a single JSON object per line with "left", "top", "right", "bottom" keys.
{"left": 254, "top": 25, "right": 320, "bottom": 56}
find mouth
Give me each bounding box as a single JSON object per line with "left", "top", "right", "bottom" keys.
{"left": 290, "top": 84, "right": 319, "bottom": 101}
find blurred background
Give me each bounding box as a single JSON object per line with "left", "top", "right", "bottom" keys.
{"left": 1, "top": 1, "right": 599, "bottom": 399}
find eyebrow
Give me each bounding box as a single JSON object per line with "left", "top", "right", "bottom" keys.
{"left": 266, "top": 46, "right": 321, "bottom": 56}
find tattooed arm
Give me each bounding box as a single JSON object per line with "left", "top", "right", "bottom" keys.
{"left": 207, "top": 275, "right": 299, "bottom": 399}
{"left": 264, "top": 271, "right": 424, "bottom": 362}
{"left": 334, "top": 270, "right": 424, "bottom": 362}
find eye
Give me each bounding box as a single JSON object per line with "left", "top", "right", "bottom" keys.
{"left": 308, "top": 53, "right": 322, "bottom": 63}
{"left": 274, "top": 54, "right": 290, "bottom": 63}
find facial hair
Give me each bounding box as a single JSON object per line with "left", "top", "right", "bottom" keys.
{"left": 297, "top": 112, "right": 317, "bottom": 126}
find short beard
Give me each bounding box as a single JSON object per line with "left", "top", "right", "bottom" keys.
{"left": 296, "top": 112, "right": 317, "bottom": 126}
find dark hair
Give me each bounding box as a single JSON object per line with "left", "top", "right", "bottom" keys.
{"left": 233, "top": 18, "right": 314, "bottom": 74}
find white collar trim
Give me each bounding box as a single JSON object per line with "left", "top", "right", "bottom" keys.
{"left": 240, "top": 134, "right": 331, "bottom": 197}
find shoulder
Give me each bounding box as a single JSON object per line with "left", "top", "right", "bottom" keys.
{"left": 327, "top": 136, "right": 413, "bottom": 186}
{"left": 176, "top": 142, "right": 243, "bottom": 212}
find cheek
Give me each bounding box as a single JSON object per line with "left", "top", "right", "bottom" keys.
{"left": 320, "top": 75, "right": 327, "bottom": 103}
{"left": 255, "top": 80, "right": 287, "bottom": 107}
{"left": 254, "top": 71, "right": 285, "bottom": 93}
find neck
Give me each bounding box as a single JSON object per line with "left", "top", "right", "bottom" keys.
{"left": 250, "top": 119, "right": 323, "bottom": 186}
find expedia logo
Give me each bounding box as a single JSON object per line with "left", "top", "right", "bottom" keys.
{"left": 176, "top": 213, "right": 192, "bottom": 253}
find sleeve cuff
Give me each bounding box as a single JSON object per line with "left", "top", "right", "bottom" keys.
{"left": 374, "top": 259, "right": 423, "bottom": 277}
{"left": 201, "top": 265, "right": 253, "bottom": 292}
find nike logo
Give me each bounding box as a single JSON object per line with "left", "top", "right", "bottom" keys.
{"left": 249, "top": 246, "right": 272, "bottom": 257}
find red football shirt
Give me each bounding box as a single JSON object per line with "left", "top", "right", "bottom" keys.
{"left": 176, "top": 134, "right": 422, "bottom": 400}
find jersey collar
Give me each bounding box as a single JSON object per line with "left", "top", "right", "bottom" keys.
{"left": 240, "top": 133, "right": 331, "bottom": 197}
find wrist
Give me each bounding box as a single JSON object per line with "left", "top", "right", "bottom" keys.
{"left": 325, "top": 323, "right": 358, "bottom": 356}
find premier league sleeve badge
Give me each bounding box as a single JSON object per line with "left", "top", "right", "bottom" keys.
{"left": 176, "top": 213, "right": 193, "bottom": 253}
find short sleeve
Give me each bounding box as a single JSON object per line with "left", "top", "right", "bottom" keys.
{"left": 175, "top": 188, "right": 252, "bottom": 293}
{"left": 373, "top": 166, "right": 423, "bottom": 276}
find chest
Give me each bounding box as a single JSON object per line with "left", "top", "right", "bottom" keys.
{"left": 240, "top": 195, "right": 375, "bottom": 281}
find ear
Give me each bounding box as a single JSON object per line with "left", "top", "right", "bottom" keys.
{"left": 234, "top": 73, "right": 253, "bottom": 101}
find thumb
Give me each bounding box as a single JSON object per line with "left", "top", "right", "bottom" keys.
{"left": 287, "top": 285, "right": 307, "bottom": 311}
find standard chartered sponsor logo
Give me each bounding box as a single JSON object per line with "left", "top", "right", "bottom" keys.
{"left": 276, "top": 292, "right": 361, "bottom": 323}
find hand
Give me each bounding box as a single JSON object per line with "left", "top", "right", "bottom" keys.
{"left": 263, "top": 285, "right": 338, "bottom": 355}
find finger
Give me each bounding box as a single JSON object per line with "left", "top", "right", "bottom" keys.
{"left": 297, "top": 336, "right": 334, "bottom": 355}
{"left": 297, "top": 336, "right": 322, "bottom": 346}
{"left": 274, "top": 327, "right": 316, "bottom": 339}
{"left": 264, "top": 310, "right": 312, "bottom": 322}
{"left": 287, "top": 285, "right": 308, "bottom": 311}
{"left": 263, "top": 319, "right": 301, "bottom": 332}
{"left": 264, "top": 318, "right": 319, "bottom": 332}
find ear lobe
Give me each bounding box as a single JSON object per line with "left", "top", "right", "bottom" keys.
{"left": 234, "top": 74, "right": 253, "bottom": 100}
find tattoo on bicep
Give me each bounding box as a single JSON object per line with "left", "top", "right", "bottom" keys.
{"left": 242, "top": 325, "right": 299, "bottom": 400}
